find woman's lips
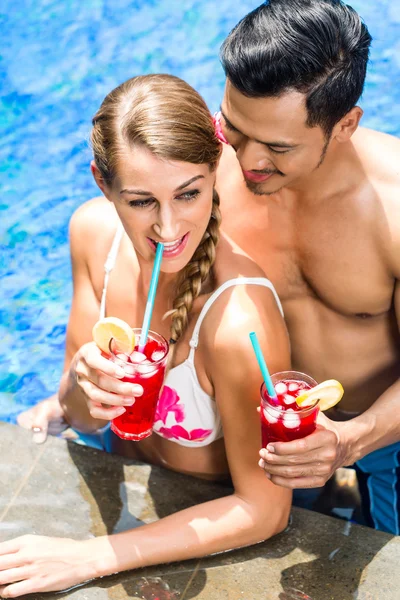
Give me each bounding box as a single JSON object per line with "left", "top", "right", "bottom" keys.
{"left": 242, "top": 170, "right": 274, "bottom": 183}
{"left": 147, "top": 233, "right": 189, "bottom": 258}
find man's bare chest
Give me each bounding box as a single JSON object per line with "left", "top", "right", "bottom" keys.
{"left": 224, "top": 210, "right": 393, "bottom": 318}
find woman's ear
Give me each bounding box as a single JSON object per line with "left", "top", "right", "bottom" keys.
{"left": 91, "top": 161, "right": 112, "bottom": 199}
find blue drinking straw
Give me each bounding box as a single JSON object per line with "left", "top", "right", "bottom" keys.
{"left": 249, "top": 331, "right": 277, "bottom": 399}
{"left": 138, "top": 243, "right": 164, "bottom": 352}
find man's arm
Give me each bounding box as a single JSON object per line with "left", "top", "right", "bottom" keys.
{"left": 260, "top": 256, "right": 400, "bottom": 488}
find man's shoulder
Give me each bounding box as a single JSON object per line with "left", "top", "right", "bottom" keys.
{"left": 354, "top": 127, "right": 400, "bottom": 187}
{"left": 355, "top": 130, "right": 400, "bottom": 273}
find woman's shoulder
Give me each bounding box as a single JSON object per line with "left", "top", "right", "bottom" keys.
{"left": 203, "top": 234, "right": 285, "bottom": 350}
{"left": 202, "top": 237, "right": 289, "bottom": 387}
{"left": 70, "top": 196, "right": 119, "bottom": 237}
{"left": 214, "top": 232, "right": 269, "bottom": 281}
{"left": 69, "top": 196, "right": 121, "bottom": 261}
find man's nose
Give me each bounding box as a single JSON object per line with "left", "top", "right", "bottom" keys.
{"left": 236, "top": 139, "right": 271, "bottom": 172}
{"left": 152, "top": 205, "right": 179, "bottom": 240}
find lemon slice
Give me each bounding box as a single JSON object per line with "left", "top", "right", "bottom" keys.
{"left": 92, "top": 317, "right": 135, "bottom": 355}
{"left": 295, "top": 379, "right": 344, "bottom": 411}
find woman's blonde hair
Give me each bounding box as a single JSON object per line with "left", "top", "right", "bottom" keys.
{"left": 91, "top": 74, "right": 222, "bottom": 343}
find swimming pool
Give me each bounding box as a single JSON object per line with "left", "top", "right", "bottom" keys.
{"left": 1, "top": 0, "right": 399, "bottom": 423}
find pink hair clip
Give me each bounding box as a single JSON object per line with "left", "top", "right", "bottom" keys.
{"left": 213, "top": 111, "right": 229, "bottom": 145}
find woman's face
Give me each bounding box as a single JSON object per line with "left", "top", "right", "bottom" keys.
{"left": 107, "top": 146, "right": 215, "bottom": 274}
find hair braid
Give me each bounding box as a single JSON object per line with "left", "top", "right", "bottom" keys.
{"left": 168, "top": 189, "right": 221, "bottom": 344}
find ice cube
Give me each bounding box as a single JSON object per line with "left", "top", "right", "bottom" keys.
{"left": 137, "top": 360, "right": 155, "bottom": 377}
{"left": 283, "top": 408, "right": 301, "bottom": 429}
{"left": 288, "top": 383, "right": 299, "bottom": 392}
{"left": 114, "top": 353, "right": 136, "bottom": 375}
{"left": 275, "top": 382, "right": 287, "bottom": 395}
{"left": 130, "top": 351, "right": 147, "bottom": 363}
{"left": 151, "top": 350, "right": 165, "bottom": 362}
{"left": 263, "top": 408, "right": 278, "bottom": 424}
{"left": 283, "top": 393, "right": 296, "bottom": 405}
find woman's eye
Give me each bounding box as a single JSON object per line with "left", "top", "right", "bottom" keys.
{"left": 128, "top": 199, "right": 154, "bottom": 208}
{"left": 177, "top": 190, "right": 200, "bottom": 201}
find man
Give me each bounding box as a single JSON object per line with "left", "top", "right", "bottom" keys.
{"left": 216, "top": 0, "right": 400, "bottom": 534}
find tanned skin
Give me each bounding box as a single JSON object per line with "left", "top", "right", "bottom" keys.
{"left": 217, "top": 81, "right": 400, "bottom": 489}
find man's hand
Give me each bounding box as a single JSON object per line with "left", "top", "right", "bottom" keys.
{"left": 258, "top": 413, "right": 353, "bottom": 489}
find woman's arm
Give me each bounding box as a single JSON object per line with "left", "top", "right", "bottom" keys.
{"left": 95, "top": 283, "right": 293, "bottom": 573}
{"left": 0, "top": 284, "right": 292, "bottom": 597}
{"left": 59, "top": 201, "right": 142, "bottom": 433}
{"left": 16, "top": 394, "right": 66, "bottom": 443}
{"left": 16, "top": 199, "right": 139, "bottom": 440}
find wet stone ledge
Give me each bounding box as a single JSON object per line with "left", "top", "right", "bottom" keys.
{"left": 1, "top": 422, "right": 400, "bottom": 600}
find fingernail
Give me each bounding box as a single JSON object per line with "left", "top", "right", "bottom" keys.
{"left": 32, "top": 431, "right": 47, "bottom": 444}
{"left": 115, "top": 408, "right": 126, "bottom": 416}
{"left": 132, "top": 386, "right": 143, "bottom": 396}
{"left": 115, "top": 368, "right": 125, "bottom": 379}
{"left": 265, "top": 472, "right": 271, "bottom": 480}
{"left": 258, "top": 458, "right": 265, "bottom": 469}
{"left": 123, "top": 398, "right": 135, "bottom": 406}
{"left": 267, "top": 444, "right": 275, "bottom": 453}
{"left": 32, "top": 427, "right": 47, "bottom": 444}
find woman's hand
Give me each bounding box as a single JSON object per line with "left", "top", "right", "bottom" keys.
{"left": 17, "top": 395, "right": 67, "bottom": 444}
{"left": 71, "top": 342, "right": 143, "bottom": 421}
{"left": 0, "top": 535, "right": 105, "bottom": 598}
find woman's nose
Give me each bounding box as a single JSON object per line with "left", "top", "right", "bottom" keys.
{"left": 152, "top": 206, "right": 179, "bottom": 240}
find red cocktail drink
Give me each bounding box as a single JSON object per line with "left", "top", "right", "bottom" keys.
{"left": 260, "top": 371, "right": 319, "bottom": 446}
{"left": 110, "top": 329, "right": 169, "bottom": 441}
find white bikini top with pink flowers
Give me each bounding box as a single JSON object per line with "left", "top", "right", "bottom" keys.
{"left": 101, "top": 223, "right": 284, "bottom": 448}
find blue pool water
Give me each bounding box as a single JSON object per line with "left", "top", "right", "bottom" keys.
{"left": 1, "top": 1, "right": 399, "bottom": 423}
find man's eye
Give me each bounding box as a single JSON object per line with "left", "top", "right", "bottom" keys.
{"left": 223, "top": 119, "right": 239, "bottom": 133}
{"left": 128, "top": 199, "right": 154, "bottom": 208}
{"left": 268, "top": 147, "right": 290, "bottom": 155}
{"left": 177, "top": 190, "right": 200, "bottom": 201}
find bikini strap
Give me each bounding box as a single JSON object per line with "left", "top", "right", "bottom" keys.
{"left": 187, "top": 277, "right": 283, "bottom": 363}
{"left": 99, "top": 222, "right": 125, "bottom": 319}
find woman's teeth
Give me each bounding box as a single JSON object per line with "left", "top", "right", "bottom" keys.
{"left": 152, "top": 236, "right": 185, "bottom": 252}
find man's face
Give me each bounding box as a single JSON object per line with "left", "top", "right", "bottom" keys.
{"left": 221, "top": 80, "right": 329, "bottom": 195}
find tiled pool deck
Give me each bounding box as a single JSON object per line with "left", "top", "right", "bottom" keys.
{"left": 2, "top": 422, "right": 400, "bottom": 600}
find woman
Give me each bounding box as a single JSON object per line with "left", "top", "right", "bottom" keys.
{"left": 1, "top": 74, "right": 291, "bottom": 597}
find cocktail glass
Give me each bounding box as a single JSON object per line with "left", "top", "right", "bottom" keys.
{"left": 110, "top": 328, "right": 169, "bottom": 441}
{"left": 260, "top": 370, "right": 319, "bottom": 445}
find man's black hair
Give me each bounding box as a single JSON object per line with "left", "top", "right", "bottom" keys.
{"left": 220, "top": 0, "right": 372, "bottom": 136}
